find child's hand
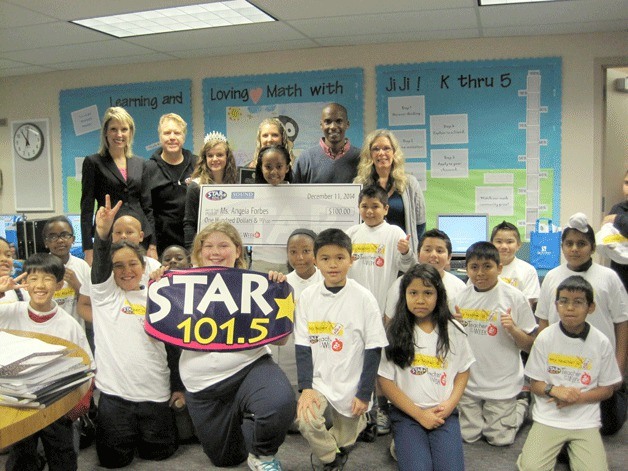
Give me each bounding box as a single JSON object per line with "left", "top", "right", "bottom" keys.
{"left": 548, "top": 385, "right": 581, "bottom": 408}
{"left": 268, "top": 270, "right": 286, "bottom": 283}
{"left": 499, "top": 308, "right": 516, "bottom": 333}
{"left": 95, "top": 195, "right": 123, "bottom": 239}
{"left": 453, "top": 305, "right": 463, "bottom": 322}
{"left": 64, "top": 267, "right": 81, "bottom": 291}
{"left": 0, "top": 273, "right": 27, "bottom": 293}
{"left": 416, "top": 407, "right": 445, "bottom": 430}
{"left": 169, "top": 391, "right": 186, "bottom": 409}
{"left": 149, "top": 266, "right": 167, "bottom": 281}
{"left": 297, "top": 389, "right": 321, "bottom": 423}
{"left": 397, "top": 234, "right": 411, "bottom": 255}
{"left": 434, "top": 400, "right": 455, "bottom": 419}
{"left": 351, "top": 397, "right": 369, "bottom": 417}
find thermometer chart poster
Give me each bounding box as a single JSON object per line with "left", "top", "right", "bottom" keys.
{"left": 376, "top": 58, "right": 561, "bottom": 238}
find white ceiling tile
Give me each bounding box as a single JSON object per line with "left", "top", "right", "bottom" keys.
{"left": 0, "top": 64, "right": 55, "bottom": 77}
{"left": 0, "top": 22, "right": 110, "bottom": 53}
{"left": 46, "top": 52, "right": 177, "bottom": 70}
{"left": 1, "top": 40, "right": 156, "bottom": 64}
{"left": 169, "top": 38, "right": 319, "bottom": 58}
{"left": 123, "top": 21, "right": 308, "bottom": 51}
{"left": 255, "top": 0, "right": 476, "bottom": 20}
{"left": 315, "top": 29, "right": 481, "bottom": 47}
{"left": 483, "top": 20, "right": 628, "bottom": 37}
{"left": 0, "top": 1, "right": 56, "bottom": 28}
{"left": 479, "top": 0, "right": 628, "bottom": 27}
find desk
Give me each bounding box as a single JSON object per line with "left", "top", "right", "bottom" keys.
{"left": 0, "top": 330, "right": 91, "bottom": 449}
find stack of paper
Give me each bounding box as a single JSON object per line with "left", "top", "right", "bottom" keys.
{"left": 0, "top": 332, "right": 94, "bottom": 409}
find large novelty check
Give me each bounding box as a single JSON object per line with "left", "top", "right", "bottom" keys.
{"left": 197, "top": 184, "right": 361, "bottom": 245}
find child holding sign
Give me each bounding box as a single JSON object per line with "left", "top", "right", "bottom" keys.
{"left": 182, "top": 221, "right": 296, "bottom": 471}
{"left": 91, "top": 196, "right": 176, "bottom": 468}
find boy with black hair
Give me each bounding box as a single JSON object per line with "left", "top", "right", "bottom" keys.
{"left": 295, "top": 228, "right": 388, "bottom": 470}
{"left": 490, "top": 221, "right": 540, "bottom": 308}
{"left": 43, "top": 215, "right": 92, "bottom": 329}
{"left": 385, "top": 228, "right": 466, "bottom": 324}
{"left": 0, "top": 253, "right": 93, "bottom": 471}
{"left": 517, "top": 276, "right": 622, "bottom": 470}
{"left": 346, "top": 185, "right": 414, "bottom": 313}
{"left": 450, "top": 241, "right": 537, "bottom": 446}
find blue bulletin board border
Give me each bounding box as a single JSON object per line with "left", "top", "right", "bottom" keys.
{"left": 376, "top": 57, "right": 562, "bottom": 238}
{"left": 59, "top": 79, "right": 193, "bottom": 212}
{"left": 203, "top": 68, "right": 364, "bottom": 166}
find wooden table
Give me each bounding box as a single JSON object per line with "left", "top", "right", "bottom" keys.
{"left": 0, "top": 330, "right": 92, "bottom": 449}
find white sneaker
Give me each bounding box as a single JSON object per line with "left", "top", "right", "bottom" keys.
{"left": 248, "top": 453, "right": 283, "bottom": 471}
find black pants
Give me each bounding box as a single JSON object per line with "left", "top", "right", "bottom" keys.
{"left": 95, "top": 392, "right": 177, "bottom": 468}
{"left": 7, "top": 418, "right": 76, "bottom": 471}
{"left": 186, "top": 355, "right": 296, "bottom": 467}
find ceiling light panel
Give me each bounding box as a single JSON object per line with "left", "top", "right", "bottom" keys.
{"left": 72, "top": 1, "right": 275, "bottom": 38}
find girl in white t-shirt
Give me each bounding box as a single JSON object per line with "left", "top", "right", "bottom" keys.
{"left": 249, "top": 145, "right": 293, "bottom": 274}
{"left": 378, "top": 264, "right": 474, "bottom": 471}
{"left": 271, "top": 229, "right": 322, "bottom": 389}
{"left": 91, "top": 196, "right": 176, "bottom": 468}
{"left": 0, "top": 236, "right": 29, "bottom": 303}
{"left": 181, "top": 221, "right": 295, "bottom": 470}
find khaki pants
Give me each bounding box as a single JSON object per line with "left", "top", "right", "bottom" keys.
{"left": 458, "top": 395, "right": 526, "bottom": 446}
{"left": 297, "top": 390, "right": 366, "bottom": 464}
{"left": 517, "top": 422, "right": 608, "bottom": 471}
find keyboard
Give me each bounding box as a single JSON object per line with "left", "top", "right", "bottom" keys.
{"left": 449, "top": 259, "right": 466, "bottom": 270}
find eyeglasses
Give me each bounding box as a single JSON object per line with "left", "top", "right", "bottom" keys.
{"left": 370, "top": 146, "right": 393, "bottom": 154}
{"left": 556, "top": 298, "right": 588, "bottom": 308}
{"left": 45, "top": 232, "right": 74, "bottom": 242}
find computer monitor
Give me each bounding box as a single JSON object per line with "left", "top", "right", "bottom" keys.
{"left": 66, "top": 214, "right": 84, "bottom": 259}
{"left": 0, "top": 214, "right": 25, "bottom": 257}
{"left": 437, "top": 214, "right": 489, "bottom": 258}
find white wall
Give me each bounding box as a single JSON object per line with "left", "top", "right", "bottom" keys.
{"left": 1, "top": 31, "right": 627, "bottom": 227}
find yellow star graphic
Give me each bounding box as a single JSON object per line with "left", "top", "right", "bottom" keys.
{"left": 275, "top": 292, "right": 295, "bottom": 323}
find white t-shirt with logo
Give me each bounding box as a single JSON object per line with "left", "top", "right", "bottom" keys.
{"left": 378, "top": 321, "right": 475, "bottom": 408}
{"left": 295, "top": 278, "right": 388, "bottom": 416}
{"left": 449, "top": 280, "right": 537, "bottom": 400}
{"left": 526, "top": 322, "right": 621, "bottom": 429}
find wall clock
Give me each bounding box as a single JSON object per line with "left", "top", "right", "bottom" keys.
{"left": 13, "top": 122, "right": 44, "bottom": 160}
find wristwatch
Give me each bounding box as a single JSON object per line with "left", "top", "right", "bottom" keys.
{"left": 544, "top": 383, "right": 554, "bottom": 397}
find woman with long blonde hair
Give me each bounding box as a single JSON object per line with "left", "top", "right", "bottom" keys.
{"left": 354, "top": 129, "right": 426, "bottom": 250}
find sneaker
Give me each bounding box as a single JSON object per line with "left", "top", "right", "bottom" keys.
{"left": 247, "top": 453, "right": 283, "bottom": 471}
{"left": 357, "top": 411, "right": 377, "bottom": 442}
{"left": 323, "top": 450, "right": 349, "bottom": 471}
{"left": 376, "top": 408, "right": 391, "bottom": 435}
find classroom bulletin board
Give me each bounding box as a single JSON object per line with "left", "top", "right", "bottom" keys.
{"left": 59, "top": 80, "right": 193, "bottom": 212}
{"left": 376, "top": 57, "right": 562, "bottom": 239}
{"left": 203, "top": 68, "right": 364, "bottom": 167}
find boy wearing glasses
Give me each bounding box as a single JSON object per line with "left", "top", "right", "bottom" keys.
{"left": 43, "top": 215, "right": 91, "bottom": 329}
{"left": 517, "top": 276, "right": 622, "bottom": 471}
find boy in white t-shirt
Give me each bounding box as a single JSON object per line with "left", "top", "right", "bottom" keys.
{"left": 43, "top": 216, "right": 91, "bottom": 329}
{"left": 385, "top": 229, "right": 466, "bottom": 324}
{"left": 450, "top": 242, "right": 537, "bottom": 446}
{"left": 0, "top": 253, "right": 93, "bottom": 471}
{"left": 295, "top": 228, "right": 388, "bottom": 470}
{"left": 346, "top": 185, "right": 415, "bottom": 313}
{"left": 517, "top": 276, "right": 621, "bottom": 470}
{"left": 490, "top": 221, "right": 540, "bottom": 308}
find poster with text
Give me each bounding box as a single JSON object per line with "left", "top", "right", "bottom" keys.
{"left": 60, "top": 80, "right": 192, "bottom": 213}
{"left": 377, "top": 58, "right": 561, "bottom": 239}
{"left": 203, "top": 69, "right": 364, "bottom": 166}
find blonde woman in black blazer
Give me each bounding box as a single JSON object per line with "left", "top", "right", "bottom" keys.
{"left": 80, "top": 107, "right": 156, "bottom": 265}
